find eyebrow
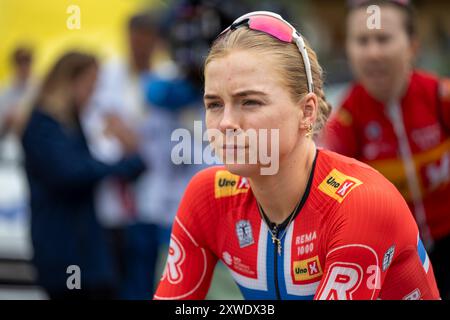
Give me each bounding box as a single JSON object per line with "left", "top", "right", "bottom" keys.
{"left": 204, "top": 90, "right": 268, "bottom": 100}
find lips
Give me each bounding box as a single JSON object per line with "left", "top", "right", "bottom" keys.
{"left": 363, "top": 66, "right": 388, "bottom": 78}
{"left": 222, "top": 145, "right": 248, "bottom": 152}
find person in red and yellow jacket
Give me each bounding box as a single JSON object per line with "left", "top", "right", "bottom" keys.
{"left": 323, "top": 0, "right": 450, "bottom": 298}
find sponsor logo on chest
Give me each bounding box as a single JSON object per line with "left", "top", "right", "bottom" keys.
{"left": 295, "top": 231, "right": 317, "bottom": 256}
{"left": 318, "top": 169, "right": 362, "bottom": 203}
{"left": 215, "top": 170, "right": 250, "bottom": 198}
{"left": 235, "top": 220, "right": 255, "bottom": 248}
{"left": 293, "top": 255, "right": 323, "bottom": 281}
{"left": 222, "top": 251, "right": 256, "bottom": 277}
{"left": 411, "top": 124, "right": 441, "bottom": 151}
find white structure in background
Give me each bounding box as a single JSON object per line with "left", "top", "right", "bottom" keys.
{"left": 0, "top": 135, "right": 46, "bottom": 299}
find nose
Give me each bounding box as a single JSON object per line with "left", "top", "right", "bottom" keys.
{"left": 219, "top": 105, "right": 241, "bottom": 134}
{"left": 365, "top": 39, "right": 383, "bottom": 61}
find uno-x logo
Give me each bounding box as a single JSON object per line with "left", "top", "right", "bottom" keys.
{"left": 308, "top": 260, "right": 320, "bottom": 275}
{"left": 164, "top": 235, "right": 185, "bottom": 284}
{"left": 336, "top": 180, "right": 356, "bottom": 197}
{"left": 317, "top": 262, "right": 363, "bottom": 300}
{"left": 293, "top": 256, "right": 323, "bottom": 281}
{"left": 215, "top": 171, "right": 250, "bottom": 198}
{"left": 318, "top": 169, "right": 362, "bottom": 203}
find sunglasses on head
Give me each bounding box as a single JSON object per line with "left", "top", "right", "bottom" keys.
{"left": 218, "top": 11, "right": 314, "bottom": 93}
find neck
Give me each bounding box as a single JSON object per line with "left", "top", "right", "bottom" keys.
{"left": 249, "top": 140, "right": 316, "bottom": 225}
{"left": 381, "top": 71, "right": 413, "bottom": 105}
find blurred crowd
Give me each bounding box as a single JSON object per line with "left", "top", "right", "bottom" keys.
{"left": 0, "top": 0, "right": 449, "bottom": 299}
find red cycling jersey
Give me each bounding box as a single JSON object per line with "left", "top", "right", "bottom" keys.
{"left": 154, "top": 149, "right": 440, "bottom": 300}
{"left": 323, "top": 71, "right": 450, "bottom": 243}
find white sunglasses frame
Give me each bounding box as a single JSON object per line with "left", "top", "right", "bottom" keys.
{"left": 220, "top": 11, "right": 314, "bottom": 93}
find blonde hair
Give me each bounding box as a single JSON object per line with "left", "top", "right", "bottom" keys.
{"left": 35, "top": 51, "right": 97, "bottom": 126}
{"left": 205, "top": 28, "right": 332, "bottom": 135}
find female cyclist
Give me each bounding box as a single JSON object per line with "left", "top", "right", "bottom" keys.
{"left": 154, "top": 11, "right": 440, "bottom": 300}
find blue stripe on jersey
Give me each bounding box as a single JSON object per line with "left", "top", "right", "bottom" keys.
{"left": 265, "top": 231, "right": 278, "bottom": 299}
{"left": 279, "top": 232, "right": 315, "bottom": 300}
{"left": 285, "top": 293, "right": 315, "bottom": 300}
{"left": 237, "top": 284, "right": 272, "bottom": 300}
{"left": 235, "top": 229, "right": 316, "bottom": 300}
{"left": 277, "top": 235, "right": 288, "bottom": 299}
{"left": 418, "top": 237, "right": 427, "bottom": 265}
{"left": 237, "top": 231, "right": 278, "bottom": 299}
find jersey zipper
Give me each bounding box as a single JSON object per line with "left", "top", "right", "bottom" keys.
{"left": 272, "top": 224, "right": 281, "bottom": 300}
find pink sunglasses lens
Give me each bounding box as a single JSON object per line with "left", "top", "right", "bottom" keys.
{"left": 248, "top": 16, "right": 293, "bottom": 43}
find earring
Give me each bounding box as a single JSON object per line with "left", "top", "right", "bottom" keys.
{"left": 305, "top": 123, "right": 313, "bottom": 138}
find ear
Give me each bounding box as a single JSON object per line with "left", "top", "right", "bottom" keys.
{"left": 298, "top": 93, "right": 318, "bottom": 130}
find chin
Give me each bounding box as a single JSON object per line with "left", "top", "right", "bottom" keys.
{"left": 362, "top": 79, "right": 392, "bottom": 101}
{"left": 224, "top": 163, "right": 261, "bottom": 178}
{"left": 361, "top": 85, "right": 383, "bottom": 101}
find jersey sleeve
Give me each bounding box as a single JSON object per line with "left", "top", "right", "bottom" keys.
{"left": 322, "top": 106, "right": 359, "bottom": 158}
{"left": 314, "top": 181, "right": 421, "bottom": 300}
{"left": 153, "top": 169, "right": 218, "bottom": 300}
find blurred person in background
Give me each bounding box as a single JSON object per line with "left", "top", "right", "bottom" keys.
{"left": 84, "top": 8, "right": 205, "bottom": 299}
{"left": 142, "top": 0, "right": 247, "bottom": 299}
{"left": 21, "top": 51, "right": 146, "bottom": 299}
{"left": 0, "top": 47, "right": 37, "bottom": 159}
{"left": 82, "top": 11, "right": 161, "bottom": 299}
{"left": 323, "top": 0, "right": 450, "bottom": 298}
{"left": 84, "top": 2, "right": 242, "bottom": 299}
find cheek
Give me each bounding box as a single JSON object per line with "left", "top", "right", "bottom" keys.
{"left": 261, "top": 108, "right": 299, "bottom": 154}
{"left": 350, "top": 49, "right": 365, "bottom": 68}
{"left": 205, "top": 111, "right": 219, "bottom": 131}
{"left": 278, "top": 123, "right": 298, "bottom": 152}
{"left": 350, "top": 49, "right": 371, "bottom": 76}
{"left": 389, "top": 44, "right": 412, "bottom": 67}
{"left": 205, "top": 112, "right": 223, "bottom": 148}
{"left": 347, "top": 42, "right": 360, "bottom": 60}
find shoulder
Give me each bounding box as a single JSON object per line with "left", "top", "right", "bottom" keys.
{"left": 186, "top": 166, "right": 223, "bottom": 190}
{"left": 317, "top": 150, "right": 417, "bottom": 247}
{"left": 339, "top": 83, "right": 367, "bottom": 110}
{"left": 176, "top": 166, "right": 252, "bottom": 247}
{"left": 412, "top": 70, "right": 440, "bottom": 85}
{"left": 178, "top": 166, "right": 252, "bottom": 230}
{"left": 22, "top": 109, "right": 60, "bottom": 140}
{"left": 316, "top": 149, "right": 410, "bottom": 219}
{"left": 409, "top": 70, "right": 443, "bottom": 99}
{"left": 184, "top": 166, "right": 251, "bottom": 202}
{"left": 317, "top": 148, "right": 381, "bottom": 182}
{"left": 329, "top": 83, "right": 368, "bottom": 128}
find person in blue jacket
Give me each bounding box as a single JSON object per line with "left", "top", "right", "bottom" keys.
{"left": 21, "top": 52, "right": 146, "bottom": 299}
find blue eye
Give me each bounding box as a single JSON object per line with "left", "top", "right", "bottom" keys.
{"left": 243, "top": 100, "right": 262, "bottom": 106}
{"left": 206, "top": 102, "right": 223, "bottom": 109}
